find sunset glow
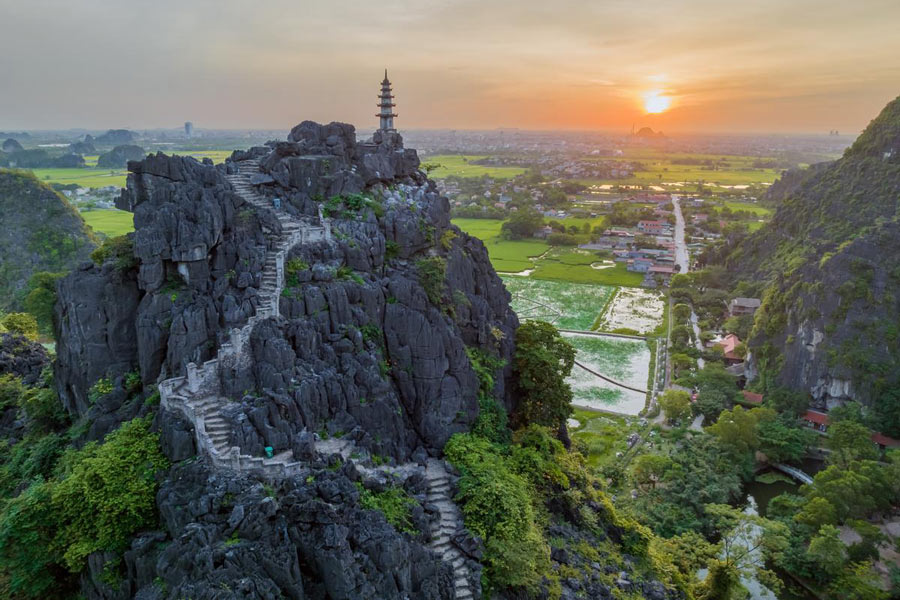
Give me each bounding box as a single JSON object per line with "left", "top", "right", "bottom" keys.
{"left": 643, "top": 90, "right": 672, "bottom": 114}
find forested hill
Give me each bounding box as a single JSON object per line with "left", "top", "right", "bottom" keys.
{"left": 0, "top": 169, "right": 97, "bottom": 310}
{"left": 723, "top": 94, "right": 900, "bottom": 433}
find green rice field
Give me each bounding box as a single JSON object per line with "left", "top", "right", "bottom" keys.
{"left": 563, "top": 332, "right": 650, "bottom": 415}
{"left": 569, "top": 409, "right": 633, "bottom": 468}
{"left": 30, "top": 168, "right": 128, "bottom": 189}
{"left": 424, "top": 155, "right": 527, "bottom": 179}
{"left": 452, "top": 218, "right": 549, "bottom": 272}
{"left": 501, "top": 277, "right": 613, "bottom": 331}
{"left": 575, "top": 150, "right": 782, "bottom": 187}
{"left": 81, "top": 209, "right": 134, "bottom": 237}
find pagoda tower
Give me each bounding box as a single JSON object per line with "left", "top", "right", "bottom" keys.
{"left": 377, "top": 69, "right": 398, "bottom": 131}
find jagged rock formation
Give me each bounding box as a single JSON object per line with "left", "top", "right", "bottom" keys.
{"left": 0, "top": 169, "right": 97, "bottom": 310}
{"left": 0, "top": 331, "right": 49, "bottom": 385}
{"left": 725, "top": 94, "right": 900, "bottom": 432}
{"left": 1, "top": 138, "right": 23, "bottom": 153}
{"left": 68, "top": 140, "right": 96, "bottom": 155}
{"left": 56, "top": 121, "right": 520, "bottom": 598}
{"left": 97, "top": 144, "right": 146, "bottom": 168}
{"left": 94, "top": 128, "right": 137, "bottom": 145}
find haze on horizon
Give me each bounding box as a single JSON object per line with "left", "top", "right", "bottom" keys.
{"left": 2, "top": 0, "right": 899, "bottom": 135}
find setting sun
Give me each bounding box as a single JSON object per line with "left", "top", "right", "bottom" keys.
{"left": 643, "top": 90, "right": 672, "bottom": 114}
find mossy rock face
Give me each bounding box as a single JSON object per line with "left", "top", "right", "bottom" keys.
{"left": 720, "top": 95, "right": 900, "bottom": 434}
{"left": 0, "top": 169, "right": 97, "bottom": 310}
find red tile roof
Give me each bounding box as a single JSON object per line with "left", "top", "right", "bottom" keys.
{"left": 871, "top": 432, "right": 900, "bottom": 448}
{"left": 740, "top": 390, "right": 764, "bottom": 404}
{"left": 717, "top": 334, "right": 742, "bottom": 360}
{"left": 803, "top": 410, "right": 830, "bottom": 426}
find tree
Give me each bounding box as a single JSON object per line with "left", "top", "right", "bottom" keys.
{"left": 696, "top": 504, "right": 790, "bottom": 600}
{"left": 707, "top": 406, "right": 775, "bottom": 456}
{"left": 500, "top": 208, "right": 544, "bottom": 240}
{"left": 1, "top": 312, "right": 39, "bottom": 340}
{"left": 828, "top": 562, "right": 888, "bottom": 600}
{"left": 827, "top": 420, "right": 878, "bottom": 468}
{"left": 671, "top": 325, "right": 692, "bottom": 348}
{"left": 695, "top": 388, "right": 729, "bottom": 421}
{"left": 794, "top": 496, "right": 838, "bottom": 529}
{"left": 659, "top": 389, "right": 692, "bottom": 424}
{"left": 807, "top": 524, "right": 847, "bottom": 573}
{"left": 757, "top": 416, "right": 815, "bottom": 463}
{"left": 24, "top": 272, "right": 64, "bottom": 336}
{"left": 513, "top": 320, "right": 575, "bottom": 431}
{"left": 631, "top": 454, "right": 672, "bottom": 491}
{"left": 671, "top": 353, "right": 696, "bottom": 377}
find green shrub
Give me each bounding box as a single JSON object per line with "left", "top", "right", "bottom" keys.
{"left": 88, "top": 378, "right": 113, "bottom": 404}
{"left": 1, "top": 312, "right": 39, "bottom": 340}
{"left": 385, "top": 240, "right": 400, "bottom": 260}
{"left": 51, "top": 416, "right": 170, "bottom": 571}
{"left": 90, "top": 235, "right": 136, "bottom": 270}
{"left": 415, "top": 257, "right": 446, "bottom": 305}
{"left": 356, "top": 483, "right": 418, "bottom": 535}
{"left": 444, "top": 433, "right": 550, "bottom": 593}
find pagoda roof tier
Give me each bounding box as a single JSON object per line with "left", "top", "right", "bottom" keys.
{"left": 376, "top": 113, "right": 398, "bottom": 118}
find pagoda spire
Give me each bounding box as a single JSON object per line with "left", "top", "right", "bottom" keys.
{"left": 377, "top": 69, "right": 397, "bottom": 131}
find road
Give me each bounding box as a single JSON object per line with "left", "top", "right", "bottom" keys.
{"left": 672, "top": 195, "right": 705, "bottom": 369}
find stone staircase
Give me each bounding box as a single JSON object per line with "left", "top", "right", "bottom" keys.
{"left": 158, "top": 159, "right": 330, "bottom": 477}
{"left": 426, "top": 459, "right": 475, "bottom": 600}
{"left": 157, "top": 160, "right": 480, "bottom": 598}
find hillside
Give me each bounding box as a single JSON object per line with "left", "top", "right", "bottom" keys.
{"left": 0, "top": 169, "right": 97, "bottom": 310}
{"left": 0, "top": 122, "right": 687, "bottom": 599}
{"left": 723, "top": 94, "right": 900, "bottom": 433}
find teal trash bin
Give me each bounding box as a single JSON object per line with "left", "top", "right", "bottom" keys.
{"left": 264, "top": 446, "right": 274, "bottom": 458}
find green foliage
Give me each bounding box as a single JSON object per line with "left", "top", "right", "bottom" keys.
{"left": 24, "top": 272, "right": 64, "bottom": 336}
{"left": 466, "top": 347, "right": 510, "bottom": 444}
{"left": 356, "top": 483, "right": 418, "bottom": 535}
{"left": 0, "top": 481, "right": 70, "bottom": 597}
{"left": 90, "top": 235, "right": 136, "bottom": 271}
{"left": 512, "top": 320, "right": 575, "bottom": 431}
{"left": 384, "top": 240, "right": 400, "bottom": 260}
{"left": 88, "top": 378, "right": 113, "bottom": 405}
{"left": 284, "top": 257, "right": 308, "bottom": 287}
{"left": 444, "top": 433, "right": 549, "bottom": 592}
{"left": 415, "top": 257, "right": 446, "bottom": 305}
{"left": 1, "top": 313, "right": 38, "bottom": 340}
{"left": 51, "top": 416, "right": 170, "bottom": 570}
{"left": 440, "top": 228, "right": 458, "bottom": 251}
{"left": 756, "top": 415, "right": 815, "bottom": 463}
{"left": 659, "top": 389, "right": 692, "bottom": 424}
{"left": 825, "top": 420, "right": 878, "bottom": 467}
{"left": 0, "top": 417, "right": 168, "bottom": 595}
{"left": 500, "top": 207, "right": 544, "bottom": 240}
{"left": 706, "top": 405, "right": 776, "bottom": 457}
{"left": 335, "top": 265, "right": 364, "bottom": 284}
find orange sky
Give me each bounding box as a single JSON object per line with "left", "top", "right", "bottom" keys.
{"left": 1, "top": 0, "right": 899, "bottom": 133}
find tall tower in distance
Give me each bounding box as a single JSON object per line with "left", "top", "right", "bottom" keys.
{"left": 377, "top": 70, "right": 397, "bottom": 131}
{"left": 184, "top": 121, "right": 194, "bottom": 138}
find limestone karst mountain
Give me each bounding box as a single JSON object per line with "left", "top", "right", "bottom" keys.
{"left": 36, "top": 121, "right": 682, "bottom": 600}
{"left": 0, "top": 169, "right": 97, "bottom": 310}
{"left": 723, "top": 95, "right": 900, "bottom": 434}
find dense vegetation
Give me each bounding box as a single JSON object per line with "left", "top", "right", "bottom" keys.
{"left": 0, "top": 169, "right": 97, "bottom": 311}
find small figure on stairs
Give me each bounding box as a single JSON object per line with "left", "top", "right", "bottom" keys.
{"left": 272, "top": 196, "right": 282, "bottom": 211}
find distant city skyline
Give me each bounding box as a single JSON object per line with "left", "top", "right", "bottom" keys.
{"left": 1, "top": 0, "right": 898, "bottom": 134}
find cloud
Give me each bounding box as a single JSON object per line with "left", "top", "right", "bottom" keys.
{"left": 0, "top": 0, "right": 897, "bottom": 132}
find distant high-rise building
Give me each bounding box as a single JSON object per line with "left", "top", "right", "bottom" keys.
{"left": 184, "top": 121, "right": 194, "bottom": 138}
{"left": 376, "top": 70, "right": 397, "bottom": 131}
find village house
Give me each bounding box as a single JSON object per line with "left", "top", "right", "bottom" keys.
{"left": 728, "top": 297, "right": 761, "bottom": 317}
{"left": 637, "top": 220, "right": 670, "bottom": 235}
{"left": 715, "top": 333, "right": 744, "bottom": 365}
